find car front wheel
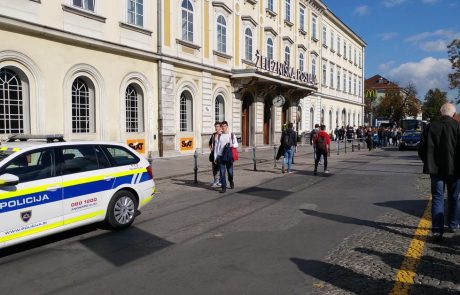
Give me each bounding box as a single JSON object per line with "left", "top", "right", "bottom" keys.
{"left": 106, "top": 190, "right": 138, "bottom": 229}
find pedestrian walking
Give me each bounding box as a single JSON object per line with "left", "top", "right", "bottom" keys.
{"left": 418, "top": 103, "right": 460, "bottom": 242}
{"left": 214, "top": 121, "right": 238, "bottom": 193}
{"left": 310, "top": 124, "right": 320, "bottom": 163}
{"left": 313, "top": 125, "right": 331, "bottom": 175}
{"left": 209, "top": 121, "right": 222, "bottom": 187}
{"left": 281, "top": 122, "right": 298, "bottom": 174}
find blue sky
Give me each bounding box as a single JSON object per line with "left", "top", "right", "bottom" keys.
{"left": 323, "top": 0, "right": 460, "bottom": 102}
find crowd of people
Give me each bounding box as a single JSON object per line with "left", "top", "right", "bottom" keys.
{"left": 330, "top": 125, "right": 403, "bottom": 149}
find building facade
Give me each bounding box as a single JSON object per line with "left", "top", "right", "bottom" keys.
{"left": 0, "top": 0, "right": 365, "bottom": 157}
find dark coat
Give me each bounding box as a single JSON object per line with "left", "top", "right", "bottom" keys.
{"left": 281, "top": 129, "right": 298, "bottom": 148}
{"left": 220, "top": 143, "right": 233, "bottom": 163}
{"left": 276, "top": 145, "right": 285, "bottom": 160}
{"left": 418, "top": 116, "right": 460, "bottom": 176}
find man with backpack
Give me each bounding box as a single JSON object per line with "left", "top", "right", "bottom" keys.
{"left": 313, "top": 124, "right": 331, "bottom": 175}
{"left": 281, "top": 122, "right": 297, "bottom": 174}
{"left": 310, "top": 124, "right": 320, "bottom": 163}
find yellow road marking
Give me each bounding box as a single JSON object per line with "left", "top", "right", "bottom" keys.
{"left": 389, "top": 199, "right": 431, "bottom": 295}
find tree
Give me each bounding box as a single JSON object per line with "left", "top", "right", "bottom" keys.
{"left": 375, "top": 82, "right": 421, "bottom": 123}
{"left": 448, "top": 39, "right": 460, "bottom": 103}
{"left": 422, "top": 88, "right": 448, "bottom": 122}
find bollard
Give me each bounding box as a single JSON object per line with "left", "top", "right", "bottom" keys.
{"left": 358, "top": 140, "right": 361, "bottom": 151}
{"left": 292, "top": 147, "right": 295, "bottom": 164}
{"left": 352, "top": 140, "right": 355, "bottom": 152}
{"left": 337, "top": 140, "right": 340, "bottom": 155}
{"left": 344, "top": 139, "right": 347, "bottom": 153}
{"left": 193, "top": 150, "right": 198, "bottom": 184}
{"left": 252, "top": 146, "right": 257, "bottom": 171}
{"left": 274, "top": 145, "right": 277, "bottom": 168}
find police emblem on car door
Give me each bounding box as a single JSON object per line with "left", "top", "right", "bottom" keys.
{"left": 20, "top": 210, "right": 32, "bottom": 222}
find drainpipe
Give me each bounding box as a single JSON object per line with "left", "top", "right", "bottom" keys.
{"left": 157, "top": 0, "right": 164, "bottom": 157}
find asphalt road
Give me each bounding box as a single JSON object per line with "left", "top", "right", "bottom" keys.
{"left": 0, "top": 149, "right": 429, "bottom": 295}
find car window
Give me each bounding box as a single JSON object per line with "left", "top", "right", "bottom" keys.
{"left": 60, "top": 145, "right": 106, "bottom": 175}
{"left": 103, "top": 145, "right": 139, "bottom": 166}
{"left": 1, "top": 149, "right": 54, "bottom": 183}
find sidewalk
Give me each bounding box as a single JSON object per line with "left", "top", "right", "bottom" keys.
{"left": 152, "top": 140, "right": 366, "bottom": 180}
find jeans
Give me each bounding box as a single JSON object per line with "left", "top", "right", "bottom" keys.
{"left": 430, "top": 174, "right": 460, "bottom": 234}
{"left": 315, "top": 151, "right": 328, "bottom": 171}
{"left": 283, "top": 146, "right": 294, "bottom": 172}
{"left": 219, "top": 159, "right": 234, "bottom": 189}
{"left": 212, "top": 161, "right": 219, "bottom": 183}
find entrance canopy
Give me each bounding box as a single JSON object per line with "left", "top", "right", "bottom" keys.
{"left": 231, "top": 69, "right": 317, "bottom": 100}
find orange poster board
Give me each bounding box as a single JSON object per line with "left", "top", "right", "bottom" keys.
{"left": 179, "top": 137, "right": 194, "bottom": 151}
{"left": 127, "top": 139, "right": 146, "bottom": 154}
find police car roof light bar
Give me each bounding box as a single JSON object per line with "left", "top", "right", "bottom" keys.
{"left": 7, "top": 134, "right": 66, "bottom": 143}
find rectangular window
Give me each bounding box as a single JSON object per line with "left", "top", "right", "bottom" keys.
{"left": 354, "top": 75, "right": 357, "bottom": 95}
{"left": 348, "top": 74, "right": 352, "bottom": 94}
{"left": 344, "top": 40, "right": 347, "bottom": 59}
{"left": 267, "top": 0, "right": 273, "bottom": 11}
{"left": 337, "top": 36, "right": 341, "bottom": 55}
{"left": 337, "top": 67, "right": 341, "bottom": 91}
{"left": 127, "top": 0, "right": 143, "bottom": 27}
{"left": 73, "top": 0, "right": 95, "bottom": 11}
{"left": 343, "top": 71, "right": 347, "bottom": 92}
{"left": 299, "top": 7, "right": 305, "bottom": 31}
{"left": 354, "top": 48, "right": 357, "bottom": 65}
{"left": 322, "top": 61, "right": 327, "bottom": 85}
{"left": 322, "top": 26, "right": 327, "bottom": 46}
{"left": 330, "top": 63, "right": 334, "bottom": 88}
{"left": 330, "top": 31, "right": 334, "bottom": 51}
{"left": 312, "top": 15, "right": 317, "bottom": 39}
{"left": 60, "top": 145, "right": 108, "bottom": 175}
{"left": 359, "top": 52, "right": 362, "bottom": 67}
{"left": 285, "top": 0, "right": 291, "bottom": 22}
{"left": 349, "top": 44, "right": 352, "bottom": 62}
{"left": 359, "top": 79, "right": 362, "bottom": 97}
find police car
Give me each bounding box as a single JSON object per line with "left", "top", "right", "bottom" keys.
{"left": 0, "top": 135, "right": 156, "bottom": 249}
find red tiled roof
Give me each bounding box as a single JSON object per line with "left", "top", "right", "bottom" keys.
{"left": 365, "top": 74, "right": 400, "bottom": 90}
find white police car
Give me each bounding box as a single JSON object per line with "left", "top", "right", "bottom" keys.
{"left": 0, "top": 135, "right": 155, "bottom": 248}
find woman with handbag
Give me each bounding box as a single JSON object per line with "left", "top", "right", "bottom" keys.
{"left": 214, "top": 121, "right": 239, "bottom": 193}
{"left": 209, "top": 122, "right": 222, "bottom": 187}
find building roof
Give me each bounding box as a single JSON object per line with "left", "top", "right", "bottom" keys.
{"left": 365, "top": 75, "right": 400, "bottom": 90}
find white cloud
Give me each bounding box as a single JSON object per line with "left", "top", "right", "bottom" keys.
{"left": 354, "top": 5, "right": 370, "bottom": 16}
{"left": 384, "top": 57, "right": 452, "bottom": 98}
{"left": 406, "top": 29, "right": 460, "bottom": 52}
{"left": 421, "top": 0, "right": 440, "bottom": 4}
{"left": 382, "top": 0, "right": 408, "bottom": 7}
{"left": 380, "top": 32, "right": 399, "bottom": 41}
{"left": 378, "top": 61, "right": 396, "bottom": 72}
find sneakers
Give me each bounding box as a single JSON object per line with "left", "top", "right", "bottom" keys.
{"left": 211, "top": 182, "right": 222, "bottom": 188}
{"left": 220, "top": 187, "right": 226, "bottom": 193}
{"left": 282, "top": 167, "right": 286, "bottom": 174}
{"left": 448, "top": 225, "right": 459, "bottom": 233}
{"left": 324, "top": 170, "right": 329, "bottom": 174}
{"left": 229, "top": 181, "right": 234, "bottom": 189}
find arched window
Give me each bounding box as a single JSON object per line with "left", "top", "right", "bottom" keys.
{"left": 180, "top": 90, "right": 193, "bottom": 132}
{"left": 125, "top": 84, "right": 144, "bottom": 133}
{"left": 72, "top": 77, "right": 95, "bottom": 133}
{"left": 217, "top": 15, "right": 227, "bottom": 53}
{"left": 284, "top": 46, "right": 290, "bottom": 66}
{"left": 267, "top": 38, "right": 274, "bottom": 60}
{"left": 245, "top": 28, "right": 253, "bottom": 61}
{"left": 329, "top": 110, "right": 332, "bottom": 130}
{"left": 310, "top": 107, "right": 314, "bottom": 130}
{"left": 181, "top": 0, "right": 194, "bottom": 42}
{"left": 0, "top": 68, "right": 29, "bottom": 134}
{"left": 299, "top": 53, "right": 304, "bottom": 72}
{"left": 215, "top": 95, "right": 225, "bottom": 123}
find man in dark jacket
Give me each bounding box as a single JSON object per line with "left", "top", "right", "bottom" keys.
{"left": 418, "top": 103, "right": 460, "bottom": 241}
{"left": 281, "top": 122, "right": 298, "bottom": 173}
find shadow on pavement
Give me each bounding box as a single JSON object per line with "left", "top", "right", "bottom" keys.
{"left": 300, "top": 209, "right": 422, "bottom": 240}
{"left": 0, "top": 224, "right": 99, "bottom": 258}
{"left": 355, "top": 248, "right": 460, "bottom": 285}
{"left": 289, "top": 258, "right": 455, "bottom": 295}
{"left": 374, "top": 199, "right": 428, "bottom": 219}
{"left": 80, "top": 227, "right": 173, "bottom": 267}
{"left": 237, "top": 187, "right": 292, "bottom": 200}
{"left": 170, "top": 178, "right": 219, "bottom": 191}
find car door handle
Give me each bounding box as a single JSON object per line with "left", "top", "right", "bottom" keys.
{"left": 103, "top": 176, "right": 114, "bottom": 181}
{"left": 46, "top": 186, "right": 61, "bottom": 192}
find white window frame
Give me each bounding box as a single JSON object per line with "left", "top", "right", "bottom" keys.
{"left": 322, "top": 26, "right": 327, "bottom": 46}
{"left": 299, "top": 52, "right": 304, "bottom": 72}
{"left": 214, "top": 95, "right": 225, "bottom": 123}
{"left": 311, "top": 57, "right": 317, "bottom": 77}
{"left": 71, "top": 77, "right": 95, "bottom": 133}
{"left": 72, "top": 0, "right": 95, "bottom": 12}
{"left": 343, "top": 71, "right": 347, "bottom": 92}
{"left": 179, "top": 90, "right": 193, "bottom": 132}
{"left": 330, "top": 31, "right": 334, "bottom": 51}
{"left": 330, "top": 63, "right": 334, "bottom": 88}
{"left": 285, "top": 0, "right": 291, "bottom": 22}
{"left": 322, "top": 60, "right": 327, "bottom": 85}
{"left": 267, "top": 37, "right": 274, "bottom": 60}
{"left": 127, "top": 0, "right": 144, "bottom": 27}
{"left": 343, "top": 40, "right": 347, "bottom": 59}
{"left": 312, "top": 14, "right": 317, "bottom": 39}
{"left": 337, "top": 35, "right": 341, "bottom": 55}
{"left": 284, "top": 46, "right": 290, "bottom": 66}
{"left": 125, "top": 84, "right": 144, "bottom": 133}
{"left": 216, "top": 15, "right": 227, "bottom": 53}
{"left": 181, "top": 0, "right": 194, "bottom": 42}
{"left": 245, "top": 27, "right": 253, "bottom": 61}
{"left": 299, "top": 7, "right": 305, "bottom": 31}
{"left": 267, "top": 0, "right": 274, "bottom": 12}
{"left": 348, "top": 73, "right": 352, "bottom": 94}
{"left": 337, "top": 67, "right": 341, "bottom": 91}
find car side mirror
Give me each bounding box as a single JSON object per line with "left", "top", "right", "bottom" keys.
{"left": 0, "top": 173, "right": 19, "bottom": 186}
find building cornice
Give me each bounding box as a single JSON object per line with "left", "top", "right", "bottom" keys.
{"left": 264, "top": 27, "right": 278, "bottom": 37}
{"left": 212, "top": 1, "right": 233, "bottom": 14}
{"left": 241, "top": 15, "right": 258, "bottom": 27}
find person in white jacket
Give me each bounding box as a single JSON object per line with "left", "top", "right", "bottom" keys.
{"left": 214, "top": 121, "right": 238, "bottom": 193}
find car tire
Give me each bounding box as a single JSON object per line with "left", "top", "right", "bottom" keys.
{"left": 105, "top": 190, "right": 138, "bottom": 230}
